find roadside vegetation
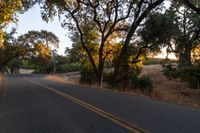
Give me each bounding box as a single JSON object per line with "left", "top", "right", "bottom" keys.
{"left": 0, "top": 73, "right": 5, "bottom": 97}
{"left": 0, "top": 0, "right": 200, "bottom": 107}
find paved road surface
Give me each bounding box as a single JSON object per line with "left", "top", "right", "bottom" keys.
{"left": 0, "top": 75, "right": 200, "bottom": 133}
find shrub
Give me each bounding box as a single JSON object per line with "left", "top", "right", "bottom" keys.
{"left": 162, "top": 64, "right": 176, "bottom": 79}
{"left": 79, "top": 67, "right": 96, "bottom": 84}
{"left": 175, "top": 66, "right": 200, "bottom": 89}
{"left": 56, "top": 63, "right": 81, "bottom": 73}
{"left": 131, "top": 72, "right": 153, "bottom": 93}
{"left": 103, "top": 72, "right": 113, "bottom": 85}
{"left": 163, "top": 65, "right": 200, "bottom": 89}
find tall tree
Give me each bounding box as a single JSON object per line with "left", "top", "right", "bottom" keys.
{"left": 137, "top": 12, "right": 180, "bottom": 58}
{"left": 0, "top": 30, "right": 59, "bottom": 72}
{"left": 167, "top": 3, "right": 200, "bottom": 67}
{"left": 138, "top": 3, "right": 200, "bottom": 68}
{"left": 0, "top": 29, "right": 29, "bottom": 71}
{"left": 41, "top": 0, "right": 134, "bottom": 85}
{"left": 41, "top": 0, "right": 164, "bottom": 86}
{"left": 17, "top": 30, "right": 59, "bottom": 73}
{"left": 112, "top": 0, "right": 164, "bottom": 86}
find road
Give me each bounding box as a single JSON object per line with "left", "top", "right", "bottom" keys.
{"left": 0, "top": 75, "right": 200, "bottom": 133}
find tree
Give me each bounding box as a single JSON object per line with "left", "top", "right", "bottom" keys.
{"left": 18, "top": 30, "right": 59, "bottom": 73}
{"left": 41, "top": 0, "right": 131, "bottom": 85}
{"left": 137, "top": 12, "right": 179, "bottom": 59}
{"left": 0, "top": 30, "right": 59, "bottom": 73}
{"left": 181, "top": 0, "right": 200, "bottom": 15}
{"left": 112, "top": 0, "right": 164, "bottom": 87}
{"left": 0, "top": 29, "right": 29, "bottom": 71}
{"left": 138, "top": 3, "right": 200, "bottom": 68}
{"left": 41, "top": 0, "right": 164, "bottom": 86}
{"left": 0, "top": 0, "right": 38, "bottom": 48}
{"left": 167, "top": 3, "right": 200, "bottom": 67}
{"left": 0, "top": 0, "right": 21, "bottom": 48}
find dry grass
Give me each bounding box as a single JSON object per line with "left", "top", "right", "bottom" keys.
{"left": 0, "top": 73, "right": 5, "bottom": 97}
{"left": 44, "top": 74, "right": 105, "bottom": 89}
{"left": 141, "top": 65, "right": 200, "bottom": 108}
{"left": 45, "top": 74, "right": 79, "bottom": 85}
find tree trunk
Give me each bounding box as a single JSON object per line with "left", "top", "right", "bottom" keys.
{"left": 112, "top": 0, "right": 165, "bottom": 88}
{"left": 112, "top": 50, "right": 130, "bottom": 88}
{"left": 178, "top": 45, "right": 192, "bottom": 68}
{"left": 96, "top": 59, "right": 104, "bottom": 87}
{"left": 112, "top": 21, "right": 136, "bottom": 88}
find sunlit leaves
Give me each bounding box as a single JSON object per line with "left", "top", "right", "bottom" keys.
{"left": 35, "top": 43, "right": 51, "bottom": 60}
{"left": 0, "top": 0, "right": 22, "bottom": 25}
{"left": 0, "top": 30, "right": 4, "bottom": 48}
{"left": 192, "top": 44, "right": 200, "bottom": 64}
{"left": 0, "top": 0, "right": 22, "bottom": 48}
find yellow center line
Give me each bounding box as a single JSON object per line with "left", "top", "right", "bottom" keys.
{"left": 24, "top": 77, "right": 150, "bottom": 133}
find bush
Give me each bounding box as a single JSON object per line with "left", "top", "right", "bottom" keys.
{"left": 103, "top": 72, "right": 113, "bottom": 85}
{"left": 163, "top": 65, "right": 200, "bottom": 89}
{"left": 162, "top": 64, "right": 176, "bottom": 79}
{"left": 79, "top": 67, "right": 96, "bottom": 84}
{"left": 56, "top": 63, "right": 81, "bottom": 73}
{"left": 131, "top": 73, "right": 153, "bottom": 93}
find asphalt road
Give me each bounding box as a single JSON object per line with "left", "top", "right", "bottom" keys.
{"left": 0, "top": 75, "right": 200, "bottom": 133}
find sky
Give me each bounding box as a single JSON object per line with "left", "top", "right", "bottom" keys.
{"left": 7, "top": 2, "right": 176, "bottom": 59}
{"left": 7, "top": 5, "right": 71, "bottom": 55}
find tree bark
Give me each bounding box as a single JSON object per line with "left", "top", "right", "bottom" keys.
{"left": 112, "top": 0, "right": 164, "bottom": 87}
{"left": 178, "top": 45, "right": 192, "bottom": 68}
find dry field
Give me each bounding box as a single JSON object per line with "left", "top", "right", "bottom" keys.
{"left": 141, "top": 65, "right": 200, "bottom": 108}
{"left": 45, "top": 74, "right": 79, "bottom": 85}
{"left": 45, "top": 65, "right": 200, "bottom": 108}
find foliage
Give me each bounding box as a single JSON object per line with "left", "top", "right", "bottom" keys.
{"left": 41, "top": 0, "right": 165, "bottom": 86}
{"left": 163, "top": 65, "right": 200, "bottom": 89}
{"left": 6, "top": 58, "right": 21, "bottom": 74}
{"left": 18, "top": 30, "right": 59, "bottom": 73}
{"left": 131, "top": 73, "right": 153, "bottom": 93}
{"left": 79, "top": 67, "right": 96, "bottom": 85}
{"left": 0, "top": 0, "right": 37, "bottom": 47}
{"left": 138, "top": 12, "right": 179, "bottom": 55}
{"left": 0, "top": 29, "right": 59, "bottom": 73}
{"left": 56, "top": 63, "right": 81, "bottom": 73}
{"left": 0, "top": 0, "right": 21, "bottom": 25}
{"left": 162, "top": 64, "right": 177, "bottom": 79}
{"left": 179, "top": 0, "right": 200, "bottom": 15}
{"left": 138, "top": 3, "right": 200, "bottom": 68}
{"left": 103, "top": 72, "right": 113, "bottom": 86}
{"left": 0, "top": 30, "right": 4, "bottom": 48}
{"left": 167, "top": 3, "right": 200, "bottom": 67}
{"left": 0, "top": 29, "right": 29, "bottom": 71}
{"left": 192, "top": 44, "right": 200, "bottom": 64}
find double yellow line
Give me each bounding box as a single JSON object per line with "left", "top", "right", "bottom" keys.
{"left": 24, "top": 77, "right": 150, "bottom": 133}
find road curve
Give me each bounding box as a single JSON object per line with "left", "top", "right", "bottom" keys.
{"left": 0, "top": 75, "right": 200, "bottom": 133}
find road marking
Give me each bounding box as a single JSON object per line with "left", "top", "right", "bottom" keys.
{"left": 24, "top": 77, "right": 150, "bottom": 133}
